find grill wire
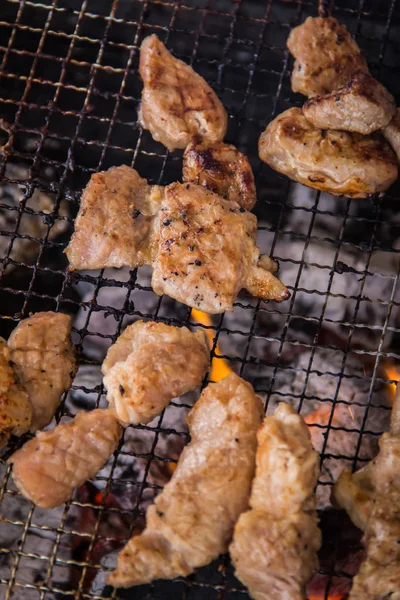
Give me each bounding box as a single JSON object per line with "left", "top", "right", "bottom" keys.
{"left": 1, "top": 0, "right": 400, "bottom": 598}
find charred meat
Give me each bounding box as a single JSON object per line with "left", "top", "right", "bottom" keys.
{"left": 183, "top": 138, "right": 256, "bottom": 210}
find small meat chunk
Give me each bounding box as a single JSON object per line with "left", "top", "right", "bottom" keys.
{"left": 0, "top": 338, "right": 32, "bottom": 447}
{"left": 259, "top": 107, "right": 398, "bottom": 198}
{"left": 102, "top": 320, "right": 210, "bottom": 426}
{"left": 9, "top": 409, "right": 122, "bottom": 508}
{"left": 108, "top": 373, "right": 263, "bottom": 588}
{"left": 151, "top": 183, "right": 289, "bottom": 313}
{"left": 383, "top": 108, "right": 400, "bottom": 163}
{"left": 182, "top": 138, "right": 256, "bottom": 210}
{"left": 287, "top": 16, "right": 368, "bottom": 97}
{"left": 230, "top": 403, "right": 321, "bottom": 600}
{"left": 65, "top": 165, "right": 162, "bottom": 270}
{"left": 333, "top": 465, "right": 374, "bottom": 533}
{"left": 303, "top": 71, "right": 396, "bottom": 134}
{"left": 333, "top": 384, "right": 400, "bottom": 599}
{"left": 8, "top": 312, "right": 77, "bottom": 431}
{"left": 139, "top": 35, "right": 227, "bottom": 150}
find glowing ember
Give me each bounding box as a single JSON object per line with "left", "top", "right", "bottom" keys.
{"left": 309, "top": 597, "right": 343, "bottom": 600}
{"left": 167, "top": 461, "right": 177, "bottom": 475}
{"left": 191, "top": 309, "right": 232, "bottom": 381}
{"left": 383, "top": 362, "right": 400, "bottom": 402}
{"left": 304, "top": 404, "right": 332, "bottom": 426}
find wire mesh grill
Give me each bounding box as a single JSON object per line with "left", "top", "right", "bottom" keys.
{"left": 1, "top": 0, "right": 400, "bottom": 598}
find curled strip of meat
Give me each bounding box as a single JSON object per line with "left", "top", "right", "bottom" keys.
{"left": 230, "top": 403, "right": 321, "bottom": 600}
{"left": 108, "top": 373, "right": 263, "bottom": 588}
{"left": 334, "top": 385, "right": 400, "bottom": 599}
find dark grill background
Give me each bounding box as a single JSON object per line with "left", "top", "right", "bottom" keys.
{"left": 1, "top": 0, "right": 400, "bottom": 598}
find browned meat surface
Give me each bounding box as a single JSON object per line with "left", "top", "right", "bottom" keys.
{"left": 303, "top": 71, "right": 395, "bottom": 134}
{"left": 139, "top": 35, "right": 227, "bottom": 150}
{"left": 259, "top": 107, "right": 398, "bottom": 198}
{"left": 102, "top": 320, "right": 209, "bottom": 426}
{"left": 182, "top": 138, "right": 256, "bottom": 210}
{"left": 65, "top": 169, "right": 288, "bottom": 311}
{"left": 8, "top": 312, "right": 77, "bottom": 431}
{"left": 65, "top": 165, "right": 163, "bottom": 270}
{"left": 287, "top": 17, "right": 368, "bottom": 97}
{"left": 108, "top": 373, "right": 263, "bottom": 588}
{"left": 383, "top": 108, "right": 400, "bottom": 162}
{"left": 0, "top": 338, "right": 32, "bottom": 447}
{"left": 334, "top": 385, "right": 400, "bottom": 599}
{"left": 230, "top": 403, "right": 321, "bottom": 600}
{"left": 9, "top": 408, "right": 122, "bottom": 508}
{"left": 150, "top": 182, "right": 289, "bottom": 313}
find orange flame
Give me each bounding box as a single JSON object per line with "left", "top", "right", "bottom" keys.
{"left": 191, "top": 309, "right": 232, "bottom": 382}
{"left": 383, "top": 362, "right": 400, "bottom": 402}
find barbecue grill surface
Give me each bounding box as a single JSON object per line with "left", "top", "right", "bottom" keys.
{"left": 1, "top": 0, "right": 400, "bottom": 598}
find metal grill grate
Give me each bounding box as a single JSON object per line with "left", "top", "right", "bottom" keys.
{"left": 1, "top": 0, "right": 400, "bottom": 598}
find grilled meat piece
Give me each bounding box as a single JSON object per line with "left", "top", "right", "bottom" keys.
{"left": 333, "top": 465, "right": 374, "bottom": 533}
{"left": 303, "top": 71, "right": 396, "bottom": 135}
{"left": 383, "top": 108, "right": 400, "bottom": 163}
{"left": 139, "top": 35, "right": 227, "bottom": 150}
{"left": 287, "top": 16, "right": 368, "bottom": 97}
{"left": 8, "top": 312, "right": 77, "bottom": 431}
{"left": 65, "top": 165, "right": 162, "bottom": 271}
{"left": 108, "top": 373, "right": 263, "bottom": 588}
{"left": 230, "top": 403, "right": 321, "bottom": 600}
{"left": 333, "top": 385, "right": 400, "bottom": 599}
{"left": 65, "top": 169, "right": 288, "bottom": 311}
{"left": 182, "top": 138, "right": 256, "bottom": 210}
{"left": 259, "top": 107, "right": 398, "bottom": 198}
{"left": 9, "top": 409, "right": 122, "bottom": 508}
{"left": 0, "top": 338, "right": 32, "bottom": 447}
{"left": 150, "top": 182, "right": 289, "bottom": 312}
{"left": 102, "top": 320, "right": 209, "bottom": 426}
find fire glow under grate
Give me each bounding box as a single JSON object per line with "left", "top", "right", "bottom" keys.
{"left": 1, "top": 0, "right": 400, "bottom": 598}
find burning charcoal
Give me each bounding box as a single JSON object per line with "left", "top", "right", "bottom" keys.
{"left": 66, "top": 363, "right": 105, "bottom": 412}
{"left": 268, "top": 345, "right": 391, "bottom": 508}
{"left": 72, "top": 267, "right": 188, "bottom": 363}
{"left": 0, "top": 163, "right": 69, "bottom": 269}
{"left": 0, "top": 467, "right": 70, "bottom": 596}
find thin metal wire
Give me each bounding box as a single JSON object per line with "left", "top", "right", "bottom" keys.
{"left": 0, "top": 0, "right": 399, "bottom": 599}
